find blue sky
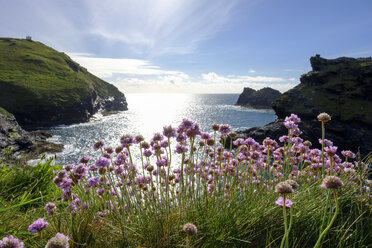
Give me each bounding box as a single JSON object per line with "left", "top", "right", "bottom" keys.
{"left": 1, "top": 0, "right": 372, "bottom": 93}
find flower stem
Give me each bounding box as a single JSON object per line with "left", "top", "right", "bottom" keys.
{"left": 321, "top": 122, "right": 325, "bottom": 175}
{"left": 280, "top": 196, "right": 288, "bottom": 248}
{"left": 314, "top": 193, "right": 339, "bottom": 248}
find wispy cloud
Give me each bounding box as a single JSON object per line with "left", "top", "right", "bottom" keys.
{"left": 69, "top": 53, "right": 188, "bottom": 78}
{"left": 69, "top": 53, "right": 298, "bottom": 93}
{"left": 85, "top": 0, "right": 241, "bottom": 56}
{"left": 202, "top": 72, "right": 286, "bottom": 84}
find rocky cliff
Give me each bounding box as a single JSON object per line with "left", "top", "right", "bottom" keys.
{"left": 236, "top": 87, "right": 281, "bottom": 109}
{"left": 233, "top": 55, "right": 372, "bottom": 157}
{"left": 0, "top": 38, "right": 128, "bottom": 129}
{"left": 0, "top": 109, "right": 63, "bottom": 164}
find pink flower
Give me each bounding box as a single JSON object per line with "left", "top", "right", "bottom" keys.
{"left": 275, "top": 197, "right": 293, "bottom": 208}
{"left": 28, "top": 218, "right": 48, "bottom": 233}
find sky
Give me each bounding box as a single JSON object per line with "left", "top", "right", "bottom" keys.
{"left": 1, "top": 0, "right": 372, "bottom": 93}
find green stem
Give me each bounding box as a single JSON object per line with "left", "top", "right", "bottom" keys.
{"left": 186, "top": 235, "right": 190, "bottom": 248}
{"left": 314, "top": 194, "right": 339, "bottom": 248}
{"left": 280, "top": 196, "right": 288, "bottom": 248}
{"left": 286, "top": 205, "right": 293, "bottom": 248}
{"left": 321, "top": 122, "right": 325, "bottom": 175}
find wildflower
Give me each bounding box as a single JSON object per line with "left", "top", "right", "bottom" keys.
{"left": 233, "top": 138, "right": 245, "bottom": 147}
{"left": 183, "top": 223, "right": 197, "bottom": 236}
{"left": 275, "top": 182, "right": 294, "bottom": 195}
{"left": 28, "top": 218, "right": 48, "bottom": 233}
{"left": 45, "top": 233, "right": 69, "bottom": 248}
{"left": 79, "top": 155, "right": 90, "bottom": 164}
{"left": 211, "top": 123, "right": 219, "bottom": 131}
{"left": 93, "top": 140, "right": 104, "bottom": 151}
{"left": 285, "top": 180, "right": 299, "bottom": 190}
{"left": 163, "top": 125, "right": 177, "bottom": 138}
{"left": 218, "top": 124, "right": 231, "bottom": 136}
{"left": 279, "top": 135, "right": 289, "bottom": 143}
{"left": 206, "top": 138, "right": 214, "bottom": 146}
{"left": 104, "top": 146, "right": 114, "bottom": 154}
{"left": 135, "top": 134, "right": 144, "bottom": 143}
{"left": 200, "top": 132, "right": 211, "bottom": 139}
{"left": 317, "top": 112, "right": 331, "bottom": 122}
{"left": 325, "top": 146, "right": 337, "bottom": 156}
{"left": 175, "top": 144, "right": 188, "bottom": 154}
{"left": 303, "top": 140, "right": 312, "bottom": 147}
{"left": 176, "top": 134, "right": 187, "bottom": 142}
{"left": 120, "top": 134, "right": 136, "bottom": 147}
{"left": 341, "top": 150, "right": 356, "bottom": 159}
{"left": 141, "top": 149, "right": 151, "bottom": 158}
{"left": 185, "top": 123, "right": 200, "bottom": 138}
{"left": 0, "top": 235, "right": 24, "bottom": 248}
{"left": 318, "top": 138, "right": 333, "bottom": 147}
{"left": 115, "top": 146, "right": 123, "bottom": 154}
{"left": 152, "top": 133, "right": 164, "bottom": 142}
{"left": 275, "top": 196, "right": 293, "bottom": 208}
{"left": 156, "top": 157, "right": 167, "bottom": 167}
{"left": 98, "top": 167, "right": 107, "bottom": 175}
{"left": 160, "top": 140, "right": 169, "bottom": 148}
{"left": 72, "top": 164, "right": 87, "bottom": 178}
{"left": 284, "top": 120, "right": 297, "bottom": 130}
{"left": 87, "top": 177, "right": 100, "bottom": 187}
{"left": 95, "top": 157, "right": 110, "bottom": 168}
{"left": 180, "top": 118, "right": 194, "bottom": 130}
{"left": 321, "top": 176, "right": 343, "bottom": 189}
{"left": 228, "top": 131, "right": 237, "bottom": 138}
{"left": 44, "top": 202, "right": 57, "bottom": 217}
{"left": 146, "top": 165, "right": 154, "bottom": 172}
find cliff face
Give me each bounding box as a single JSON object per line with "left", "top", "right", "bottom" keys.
{"left": 0, "top": 38, "right": 128, "bottom": 129}
{"left": 235, "top": 55, "right": 372, "bottom": 157}
{"left": 273, "top": 55, "right": 372, "bottom": 125}
{"left": 236, "top": 87, "right": 281, "bottom": 109}
{"left": 0, "top": 110, "right": 63, "bottom": 164}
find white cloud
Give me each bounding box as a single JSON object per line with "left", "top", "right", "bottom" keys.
{"left": 68, "top": 54, "right": 298, "bottom": 94}
{"left": 202, "top": 72, "right": 286, "bottom": 84}
{"left": 249, "top": 69, "right": 256, "bottom": 73}
{"left": 69, "top": 53, "right": 188, "bottom": 78}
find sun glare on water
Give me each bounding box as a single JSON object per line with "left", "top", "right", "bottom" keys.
{"left": 124, "top": 93, "right": 193, "bottom": 138}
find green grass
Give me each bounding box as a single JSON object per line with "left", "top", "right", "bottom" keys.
{"left": 0, "top": 157, "right": 60, "bottom": 241}
{"left": 0, "top": 106, "right": 13, "bottom": 118}
{"left": 0, "top": 38, "right": 123, "bottom": 120}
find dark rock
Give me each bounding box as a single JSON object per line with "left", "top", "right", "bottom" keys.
{"left": 0, "top": 112, "right": 63, "bottom": 165}
{"left": 233, "top": 55, "right": 372, "bottom": 157}
{"left": 236, "top": 87, "right": 281, "bottom": 109}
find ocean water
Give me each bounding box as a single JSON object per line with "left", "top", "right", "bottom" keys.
{"left": 45, "top": 93, "right": 276, "bottom": 165}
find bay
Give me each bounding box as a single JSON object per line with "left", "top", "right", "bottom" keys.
{"left": 45, "top": 93, "right": 276, "bottom": 165}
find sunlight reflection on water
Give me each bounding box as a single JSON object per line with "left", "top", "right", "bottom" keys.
{"left": 43, "top": 93, "right": 276, "bottom": 165}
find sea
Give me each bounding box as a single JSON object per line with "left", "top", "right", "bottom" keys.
{"left": 40, "top": 93, "right": 276, "bottom": 165}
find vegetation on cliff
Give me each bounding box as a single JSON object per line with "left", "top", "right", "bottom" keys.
{"left": 273, "top": 55, "right": 372, "bottom": 124}
{"left": 0, "top": 38, "right": 127, "bottom": 128}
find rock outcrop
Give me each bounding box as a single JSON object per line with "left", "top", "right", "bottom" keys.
{"left": 236, "top": 87, "right": 281, "bottom": 109}
{"left": 234, "top": 55, "right": 372, "bottom": 157}
{"left": 0, "top": 38, "right": 128, "bottom": 129}
{"left": 0, "top": 110, "right": 63, "bottom": 164}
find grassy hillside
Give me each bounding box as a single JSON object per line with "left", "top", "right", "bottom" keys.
{"left": 0, "top": 38, "right": 126, "bottom": 127}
